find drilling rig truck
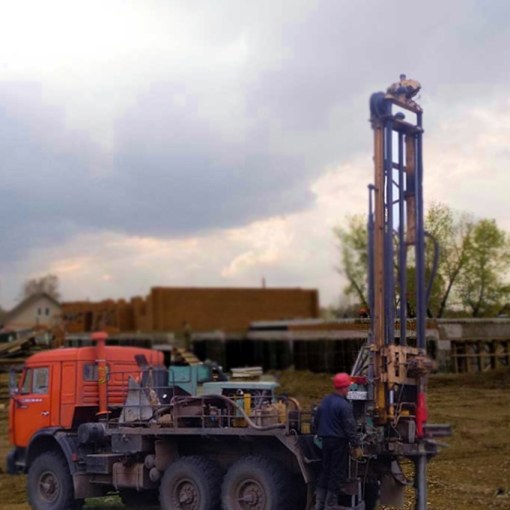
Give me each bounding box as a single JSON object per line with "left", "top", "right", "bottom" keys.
{"left": 6, "top": 78, "right": 449, "bottom": 510}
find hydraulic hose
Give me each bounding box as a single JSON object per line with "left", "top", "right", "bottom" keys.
{"left": 161, "top": 394, "right": 286, "bottom": 431}
{"left": 424, "top": 232, "right": 440, "bottom": 311}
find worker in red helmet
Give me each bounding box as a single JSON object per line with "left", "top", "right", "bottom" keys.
{"left": 313, "top": 372, "right": 363, "bottom": 510}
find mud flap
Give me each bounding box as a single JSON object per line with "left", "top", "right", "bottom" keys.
{"left": 74, "top": 472, "right": 108, "bottom": 499}
{"left": 6, "top": 449, "right": 22, "bottom": 474}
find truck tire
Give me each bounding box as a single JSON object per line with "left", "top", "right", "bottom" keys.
{"left": 221, "top": 455, "right": 293, "bottom": 510}
{"left": 27, "top": 450, "right": 79, "bottom": 510}
{"left": 159, "top": 456, "right": 222, "bottom": 510}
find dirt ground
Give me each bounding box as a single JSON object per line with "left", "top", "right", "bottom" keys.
{"left": 0, "top": 369, "right": 509, "bottom": 510}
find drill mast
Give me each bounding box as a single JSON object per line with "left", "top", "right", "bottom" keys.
{"left": 350, "top": 78, "right": 450, "bottom": 510}
{"left": 369, "top": 81, "right": 428, "bottom": 426}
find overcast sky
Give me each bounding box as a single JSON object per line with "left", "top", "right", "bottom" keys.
{"left": 1, "top": 0, "right": 509, "bottom": 309}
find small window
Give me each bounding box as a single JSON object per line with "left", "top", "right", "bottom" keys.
{"left": 38, "top": 308, "right": 41, "bottom": 316}
{"left": 83, "top": 363, "right": 110, "bottom": 382}
{"left": 83, "top": 363, "right": 98, "bottom": 381}
{"left": 46, "top": 307, "right": 50, "bottom": 316}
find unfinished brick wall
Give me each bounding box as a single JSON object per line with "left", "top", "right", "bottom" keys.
{"left": 149, "top": 287, "right": 319, "bottom": 333}
{"left": 62, "top": 300, "right": 120, "bottom": 333}
{"left": 62, "top": 287, "right": 319, "bottom": 334}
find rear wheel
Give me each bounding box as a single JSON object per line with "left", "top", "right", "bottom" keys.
{"left": 28, "top": 450, "right": 77, "bottom": 510}
{"left": 159, "top": 456, "right": 222, "bottom": 510}
{"left": 221, "top": 455, "right": 294, "bottom": 510}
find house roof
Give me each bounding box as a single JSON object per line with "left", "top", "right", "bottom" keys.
{"left": 1, "top": 292, "right": 61, "bottom": 326}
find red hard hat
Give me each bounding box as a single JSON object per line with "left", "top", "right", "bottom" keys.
{"left": 332, "top": 372, "right": 352, "bottom": 389}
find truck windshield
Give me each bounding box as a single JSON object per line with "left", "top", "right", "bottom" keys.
{"left": 20, "top": 367, "right": 49, "bottom": 394}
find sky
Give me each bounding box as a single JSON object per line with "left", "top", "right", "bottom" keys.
{"left": 1, "top": 0, "right": 510, "bottom": 310}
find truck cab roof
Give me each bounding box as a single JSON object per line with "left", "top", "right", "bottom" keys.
{"left": 23, "top": 345, "right": 164, "bottom": 366}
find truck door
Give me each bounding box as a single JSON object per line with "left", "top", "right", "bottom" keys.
{"left": 12, "top": 365, "right": 51, "bottom": 447}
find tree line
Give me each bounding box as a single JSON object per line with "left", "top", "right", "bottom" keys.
{"left": 335, "top": 203, "right": 510, "bottom": 318}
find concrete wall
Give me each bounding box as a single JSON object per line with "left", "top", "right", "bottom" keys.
{"left": 192, "top": 318, "right": 510, "bottom": 373}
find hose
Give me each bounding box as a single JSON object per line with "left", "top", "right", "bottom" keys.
{"left": 161, "top": 394, "right": 286, "bottom": 431}
{"left": 424, "top": 232, "right": 440, "bottom": 311}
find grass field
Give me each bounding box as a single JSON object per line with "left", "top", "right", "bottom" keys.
{"left": 1, "top": 369, "right": 509, "bottom": 509}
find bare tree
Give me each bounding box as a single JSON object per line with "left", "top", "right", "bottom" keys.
{"left": 21, "top": 274, "right": 61, "bottom": 302}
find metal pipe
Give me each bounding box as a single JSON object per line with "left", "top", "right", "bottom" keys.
{"left": 415, "top": 112, "right": 426, "bottom": 350}
{"left": 372, "top": 114, "right": 387, "bottom": 421}
{"left": 405, "top": 135, "right": 416, "bottom": 245}
{"left": 368, "top": 184, "right": 376, "bottom": 324}
{"left": 424, "top": 232, "right": 440, "bottom": 310}
{"left": 415, "top": 452, "right": 427, "bottom": 510}
{"left": 367, "top": 185, "right": 376, "bottom": 405}
{"left": 384, "top": 119, "right": 395, "bottom": 346}
{"left": 373, "top": 119, "right": 385, "bottom": 354}
{"left": 398, "top": 132, "right": 407, "bottom": 345}
{"left": 91, "top": 331, "right": 109, "bottom": 417}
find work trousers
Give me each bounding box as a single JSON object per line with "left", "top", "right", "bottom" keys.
{"left": 317, "top": 437, "right": 349, "bottom": 494}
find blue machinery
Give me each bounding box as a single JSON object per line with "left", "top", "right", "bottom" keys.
{"left": 351, "top": 78, "right": 450, "bottom": 510}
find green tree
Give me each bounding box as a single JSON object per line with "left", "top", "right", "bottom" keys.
{"left": 21, "top": 274, "right": 61, "bottom": 302}
{"left": 336, "top": 204, "right": 510, "bottom": 317}
{"left": 423, "top": 203, "right": 472, "bottom": 318}
{"left": 334, "top": 215, "right": 368, "bottom": 308}
{"left": 458, "top": 219, "right": 510, "bottom": 317}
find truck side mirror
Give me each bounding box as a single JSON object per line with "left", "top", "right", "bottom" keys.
{"left": 9, "top": 367, "right": 20, "bottom": 396}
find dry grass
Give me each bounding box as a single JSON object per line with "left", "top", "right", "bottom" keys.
{"left": 1, "top": 369, "right": 509, "bottom": 509}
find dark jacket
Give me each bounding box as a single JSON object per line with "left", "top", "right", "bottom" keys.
{"left": 314, "top": 392, "right": 359, "bottom": 446}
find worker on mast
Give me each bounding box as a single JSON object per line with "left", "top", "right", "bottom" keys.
{"left": 314, "top": 372, "right": 363, "bottom": 510}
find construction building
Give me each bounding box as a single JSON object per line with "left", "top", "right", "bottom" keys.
{"left": 62, "top": 286, "right": 320, "bottom": 335}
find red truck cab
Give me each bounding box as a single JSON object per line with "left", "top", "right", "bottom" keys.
{"left": 8, "top": 339, "right": 163, "bottom": 472}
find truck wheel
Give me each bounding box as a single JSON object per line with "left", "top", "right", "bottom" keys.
{"left": 159, "top": 456, "right": 222, "bottom": 510}
{"left": 28, "top": 451, "right": 77, "bottom": 510}
{"left": 221, "top": 455, "right": 293, "bottom": 510}
{"left": 119, "top": 488, "right": 159, "bottom": 507}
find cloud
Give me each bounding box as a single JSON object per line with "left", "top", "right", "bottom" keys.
{"left": 2, "top": 1, "right": 510, "bottom": 308}
{"left": 221, "top": 218, "right": 294, "bottom": 277}
{"left": 425, "top": 99, "right": 510, "bottom": 230}
{"left": 0, "top": 157, "right": 368, "bottom": 309}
